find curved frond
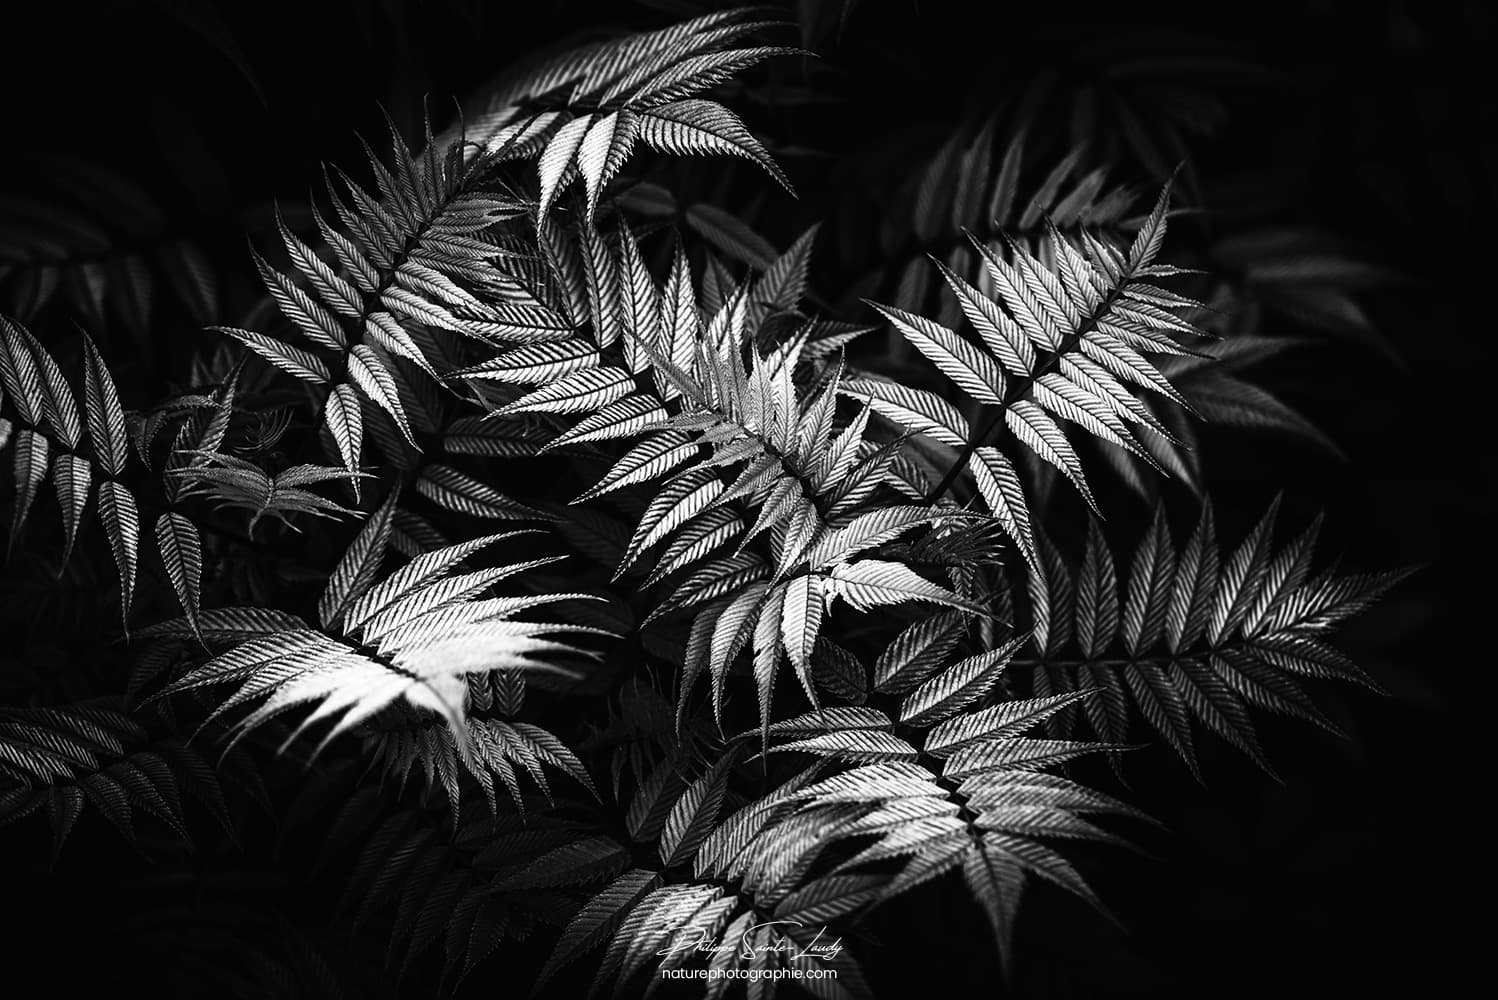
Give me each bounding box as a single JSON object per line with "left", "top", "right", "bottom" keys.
{"left": 1020, "top": 500, "right": 1408, "bottom": 777}
{"left": 147, "top": 529, "right": 613, "bottom": 761}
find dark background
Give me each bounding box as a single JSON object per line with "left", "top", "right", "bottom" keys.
{"left": 0, "top": 0, "right": 1490, "bottom": 996}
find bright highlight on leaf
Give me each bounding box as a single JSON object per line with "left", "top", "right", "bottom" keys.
{"left": 147, "top": 524, "right": 612, "bottom": 764}
{"left": 0, "top": 6, "right": 1411, "bottom": 996}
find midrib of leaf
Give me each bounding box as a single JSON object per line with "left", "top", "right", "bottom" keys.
{"left": 293, "top": 151, "right": 505, "bottom": 464}
{"left": 926, "top": 270, "right": 1132, "bottom": 503}
{"left": 1013, "top": 634, "right": 1288, "bottom": 672}
{"left": 338, "top": 176, "right": 467, "bottom": 372}
{"left": 728, "top": 413, "right": 830, "bottom": 521}
{"left": 0, "top": 379, "right": 266, "bottom": 551}
{"left": 615, "top": 311, "right": 833, "bottom": 522}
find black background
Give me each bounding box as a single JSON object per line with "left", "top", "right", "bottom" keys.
{"left": 0, "top": 0, "right": 1490, "bottom": 996}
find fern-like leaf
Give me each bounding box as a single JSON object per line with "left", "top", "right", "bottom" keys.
{"left": 448, "top": 7, "right": 797, "bottom": 212}
{"left": 863, "top": 183, "right": 1204, "bottom": 563}
{"left": 147, "top": 530, "right": 610, "bottom": 762}
{"left": 0, "top": 701, "right": 229, "bottom": 855}
{"left": 1021, "top": 500, "right": 1408, "bottom": 777}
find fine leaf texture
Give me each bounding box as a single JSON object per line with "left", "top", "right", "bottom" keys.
{"left": 147, "top": 531, "right": 611, "bottom": 762}
{"left": 1021, "top": 500, "right": 1408, "bottom": 778}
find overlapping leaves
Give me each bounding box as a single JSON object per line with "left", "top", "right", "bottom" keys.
{"left": 859, "top": 183, "right": 1204, "bottom": 566}
{"left": 0, "top": 317, "right": 222, "bottom": 630}
{"left": 536, "top": 638, "right": 1140, "bottom": 992}
{"left": 875, "top": 139, "right": 1139, "bottom": 329}
{"left": 448, "top": 6, "right": 797, "bottom": 219}
{"left": 754, "top": 685, "right": 1141, "bottom": 977}
{"left": 453, "top": 225, "right": 984, "bottom": 735}
{"left": 0, "top": 700, "right": 230, "bottom": 854}
{"left": 226, "top": 121, "right": 559, "bottom": 474}
{"left": 145, "top": 495, "right": 611, "bottom": 758}
{"left": 0, "top": 10, "right": 1411, "bottom": 1000}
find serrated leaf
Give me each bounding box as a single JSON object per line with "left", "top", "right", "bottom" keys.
{"left": 213, "top": 326, "right": 330, "bottom": 384}
{"left": 97, "top": 481, "right": 139, "bottom": 627}
{"left": 637, "top": 99, "right": 790, "bottom": 192}
{"left": 154, "top": 513, "right": 202, "bottom": 633}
